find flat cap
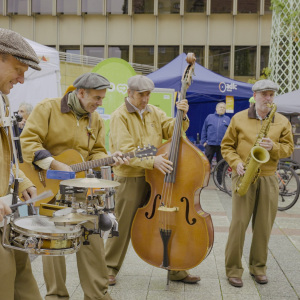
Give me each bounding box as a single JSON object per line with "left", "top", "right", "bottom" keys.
{"left": 128, "top": 75, "right": 154, "bottom": 92}
{"left": 73, "top": 72, "right": 111, "bottom": 90}
{"left": 0, "top": 28, "right": 41, "bottom": 71}
{"left": 252, "top": 79, "right": 279, "bottom": 93}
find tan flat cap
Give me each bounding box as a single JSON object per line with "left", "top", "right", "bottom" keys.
{"left": 0, "top": 28, "right": 41, "bottom": 71}
{"left": 252, "top": 79, "right": 279, "bottom": 92}
{"left": 73, "top": 72, "right": 111, "bottom": 90}
{"left": 128, "top": 75, "right": 154, "bottom": 92}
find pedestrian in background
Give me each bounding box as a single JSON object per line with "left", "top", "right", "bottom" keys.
{"left": 201, "top": 102, "right": 230, "bottom": 166}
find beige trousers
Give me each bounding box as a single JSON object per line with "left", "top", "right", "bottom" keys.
{"left": 105, "top": 176, "right": 189, "bottom": 281}
{"left": 0, "top": 227, "right": 42, "bottom": 300}
{"left": 225, "top": 174, "right": 279, "bottom": 278}
{"left": 43, "top": 222, "right": 111, "bottom": 300}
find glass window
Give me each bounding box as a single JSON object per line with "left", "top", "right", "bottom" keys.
{"left": 234, "top": 46, "right": 257, "bottom": 77}
{"left": 158, "top": 46, "right": 179, "bottom": 68}
{"left": 237, "top": 0, "right": 259, "bottom": 14}
{"left": 83, "top": 46, "right": 104, "bottom": 58}
{"left": 260, "top": 46, "right": 269, "bottom": 73}
{"left": 8, "top": 0, "right": 27, "bottom": 15}
{"left": 185, "top": 0, "right": 206, "bottom": 13}
{"left": 32, "top": 0, "right": 52, "bottom": 15}
{"left": 264, "top": 0, "right": 272, "bottom": 13}
{"left": 211, "top": 0, "right": 232, "bottom": 14}
{"left": 209, "top": 46, "right": 230, "bottom": 77}
{"left": 82, "top": 0, "right": 103, "bottom": 14}
{"left": 57, "top": 0, "right": 77, "bottom": 15}
{"left": 60, "top": 46, "right": 80, "bottom": 63}
{"left": 133, "top": 0, "right": 154, "bottom": 14}
{"left": 107, "top": 0, "right": 128, "bottom": 14}
{"left": 183, "top": 46, "right": 205, "bottom": 66}
{"left": 158, "top": 0, "right": 180, "bottom": 14}
{"left": 133, "top": 46, "right": 154, "bottom": 66}
{"left": 108, "top": 46, "right": 129, "bottom": 61}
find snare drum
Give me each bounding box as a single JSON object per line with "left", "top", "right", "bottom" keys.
{"left": 9, "top": 215, "right": 82, "bottom": 255}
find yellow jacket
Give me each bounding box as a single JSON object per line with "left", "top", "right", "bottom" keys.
{"left": 221, "top": 105, "right": 294, "bottom": 176}
{"left": 110, "top": 98, "right": 189, "bottom": 177}
{"left": 21, "top": 94, "right": 107, "bottom": 165}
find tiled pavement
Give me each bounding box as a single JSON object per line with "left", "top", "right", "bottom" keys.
{"left": 31, "top": 181, "right": 300, "bottom": 300}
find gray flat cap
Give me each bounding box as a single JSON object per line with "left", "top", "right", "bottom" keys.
{"left": 0, "top": 28, "right": 41, "bottom": 71}
{"left": 252, "top": 79, "right": 279, "bottom": 93}
{"left": 128, "top": 75, "right": 154, "bottom": 92}
{"left": 73, "top": 72, "right": 111, "bottom": 90}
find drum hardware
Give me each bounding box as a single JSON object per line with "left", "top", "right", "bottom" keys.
{"left": 2, "top": 215, "right": 82, "bottom": 255}
{"left": 59, "top": 178, "right": 120, "bottom": 189}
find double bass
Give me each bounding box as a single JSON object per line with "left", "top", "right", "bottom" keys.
{"left": 131, "top": 53, "right": 214, "bottom": 272}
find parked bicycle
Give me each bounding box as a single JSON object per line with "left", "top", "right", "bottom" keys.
{"left": 212, "top": 158, "right": 300, "bottom": 211}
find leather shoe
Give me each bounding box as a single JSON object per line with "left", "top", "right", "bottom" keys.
{"left": 108, "top": 275, "right": 116, "bottom": 286}
{"left": 228, "top": 277, "right": 243, "bottom": 287}
{"left": 250, "top": 273, "right": 268, "bottom": 284}
{"left": 178, "top": 274, "right": 200, "bottom": 284}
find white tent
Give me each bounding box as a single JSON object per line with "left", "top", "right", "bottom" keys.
{"left": 274, "top": 89, "right": 300, "bottom": 115}
{"left": 8, "top": 39, "right": 61, "bottom": 113}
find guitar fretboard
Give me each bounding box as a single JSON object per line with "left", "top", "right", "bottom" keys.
{"left": 70, "top": 151, "right": 135, "bottom": 173}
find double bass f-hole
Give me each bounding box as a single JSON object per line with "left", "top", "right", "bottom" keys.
{"left": 181, "top": 197, "right": 197, "bottom": 225}
{"left": 145, "top": 194, "right": 161, "bottom": 219}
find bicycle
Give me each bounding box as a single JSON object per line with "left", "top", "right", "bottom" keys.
{"left": 276, "top": 164, "right": 300, "bottom": 211}
{"left": 212, "top": 159, "right": 228, "bottom": 193}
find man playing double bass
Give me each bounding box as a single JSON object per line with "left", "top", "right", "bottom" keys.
{"left": 105, "top": 75, "right": 200, "bottom": 285}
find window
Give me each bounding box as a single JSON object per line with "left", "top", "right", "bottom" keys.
{"left": 158, "top": 0, "right": 180, "bottom": 14}
{"left": 82, "top": 0, "right": 103, "bottom": 14}
{"left": 32, "top": 0, "right": 52, "bottom": 15}
{"left": 8, "top": 0, "right": 27, "bottom": 15}
{"left": 209, "top": 46, "right": 230, "bottom": 77}
{"left": 83, "top": 46, "right": 104, "bottom": 58}
{"left": 60, "top": 46, "right": 80, "bottom": 63}
{"left": 185, "top": 0, "right": 206, "bottom": 13}
{"left": 260, "top": 46, "right": 269, "bottom": 73}
{"left": 133, "top": 46, "right": 154, "bottom": 66}
{"left": 183, "top": 46, "right": 205, "bottom": 66}
{"left": 108, "top": 46, "right": 129, "bottom": 61}
{"left": 237, "top": 0, "right": 259, "bottom": 14}
{"left": 133, "top": 0, "right": 154, "bottom": 14}
{"left": 57, "top": 0, "right": 77, "bottom": 15}
{"left": 264, "top": 0, "right": 272, "bottom": 13}
{"left": 107, "top": 0, "right": 128, "bottom": 14}
{"left": 211, "top": 0, "right": 232, "bottom": 14}
{"left": 234, "top": 46, "right": 257, "bottom": 77}
{"left": 158, "top": 46, "right": 179, "bottom": 68}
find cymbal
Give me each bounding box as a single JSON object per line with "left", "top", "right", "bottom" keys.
{"left": 60, "top": 178, "right": 120, "bottom": 188}
{"left": 50, "top": 212, "right": 97, "bottom": 224}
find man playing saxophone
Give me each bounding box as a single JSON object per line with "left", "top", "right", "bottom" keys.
{"left": 221, "top": 79, "right": 294, "bottom": 288}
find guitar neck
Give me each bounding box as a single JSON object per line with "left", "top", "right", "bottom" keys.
{"left": 70, "top": 151, "right": 135, "bottom": 173}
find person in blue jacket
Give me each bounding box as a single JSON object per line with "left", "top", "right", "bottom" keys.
{"left": 201, "top": 102, "right": 230, "bottom": 166}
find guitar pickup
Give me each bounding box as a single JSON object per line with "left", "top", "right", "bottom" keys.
{"left": 46, "top": 170, "right": 76, "bottom": 180}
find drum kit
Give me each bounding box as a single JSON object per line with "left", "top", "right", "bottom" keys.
{"left": 2, "top": 167, "right": 120, "bottom": 256}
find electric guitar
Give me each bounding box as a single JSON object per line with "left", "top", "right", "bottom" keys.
{"left": 19, "top": 146, "right": 157, "bottom": 206}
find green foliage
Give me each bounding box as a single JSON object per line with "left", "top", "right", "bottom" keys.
{"left": 247, "top": 67, "right": 272, "bottom": 84}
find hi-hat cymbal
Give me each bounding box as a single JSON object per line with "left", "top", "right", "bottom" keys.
{"left": 50, "top": 213, "right": 97, "bottom": 224}
{"left": 60, "top": 178, "right": 120, "bottom": 188}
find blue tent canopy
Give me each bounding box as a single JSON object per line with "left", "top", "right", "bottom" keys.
{"left": 147, "top": 53, "right": 253, "bottom": 142}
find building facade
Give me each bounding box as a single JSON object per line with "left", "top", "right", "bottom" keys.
{"left": 0, "top": 0, "right": 273, "bottom": 82}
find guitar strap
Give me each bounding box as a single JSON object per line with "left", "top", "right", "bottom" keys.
{"left": 87, "top": 115, "right": 92, "bottom": 150}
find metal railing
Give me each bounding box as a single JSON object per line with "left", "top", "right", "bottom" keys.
{"left": 59, "top": 52, "right": 157, "bottom": 75}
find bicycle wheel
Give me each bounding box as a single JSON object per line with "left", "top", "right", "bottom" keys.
{"left": 222, "top": 163, "right": 232, "bottom": 196}
{"left": 277, "top": 165, "right": 300, "bottom": 211}
{"left": 212, "top": 159, "right": 227, "bottom": 192}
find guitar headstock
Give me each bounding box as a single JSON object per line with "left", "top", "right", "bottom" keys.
{"left": 135, "top": 145, "right": 158, "bottom": 159}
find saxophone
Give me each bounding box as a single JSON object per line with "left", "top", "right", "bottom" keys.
{"left": 235, "top": 103, "right": 277, "bottom": 196}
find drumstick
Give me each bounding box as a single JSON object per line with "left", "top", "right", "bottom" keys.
{"left": 10, "top": 190, "right": 54, "bottom": 209}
